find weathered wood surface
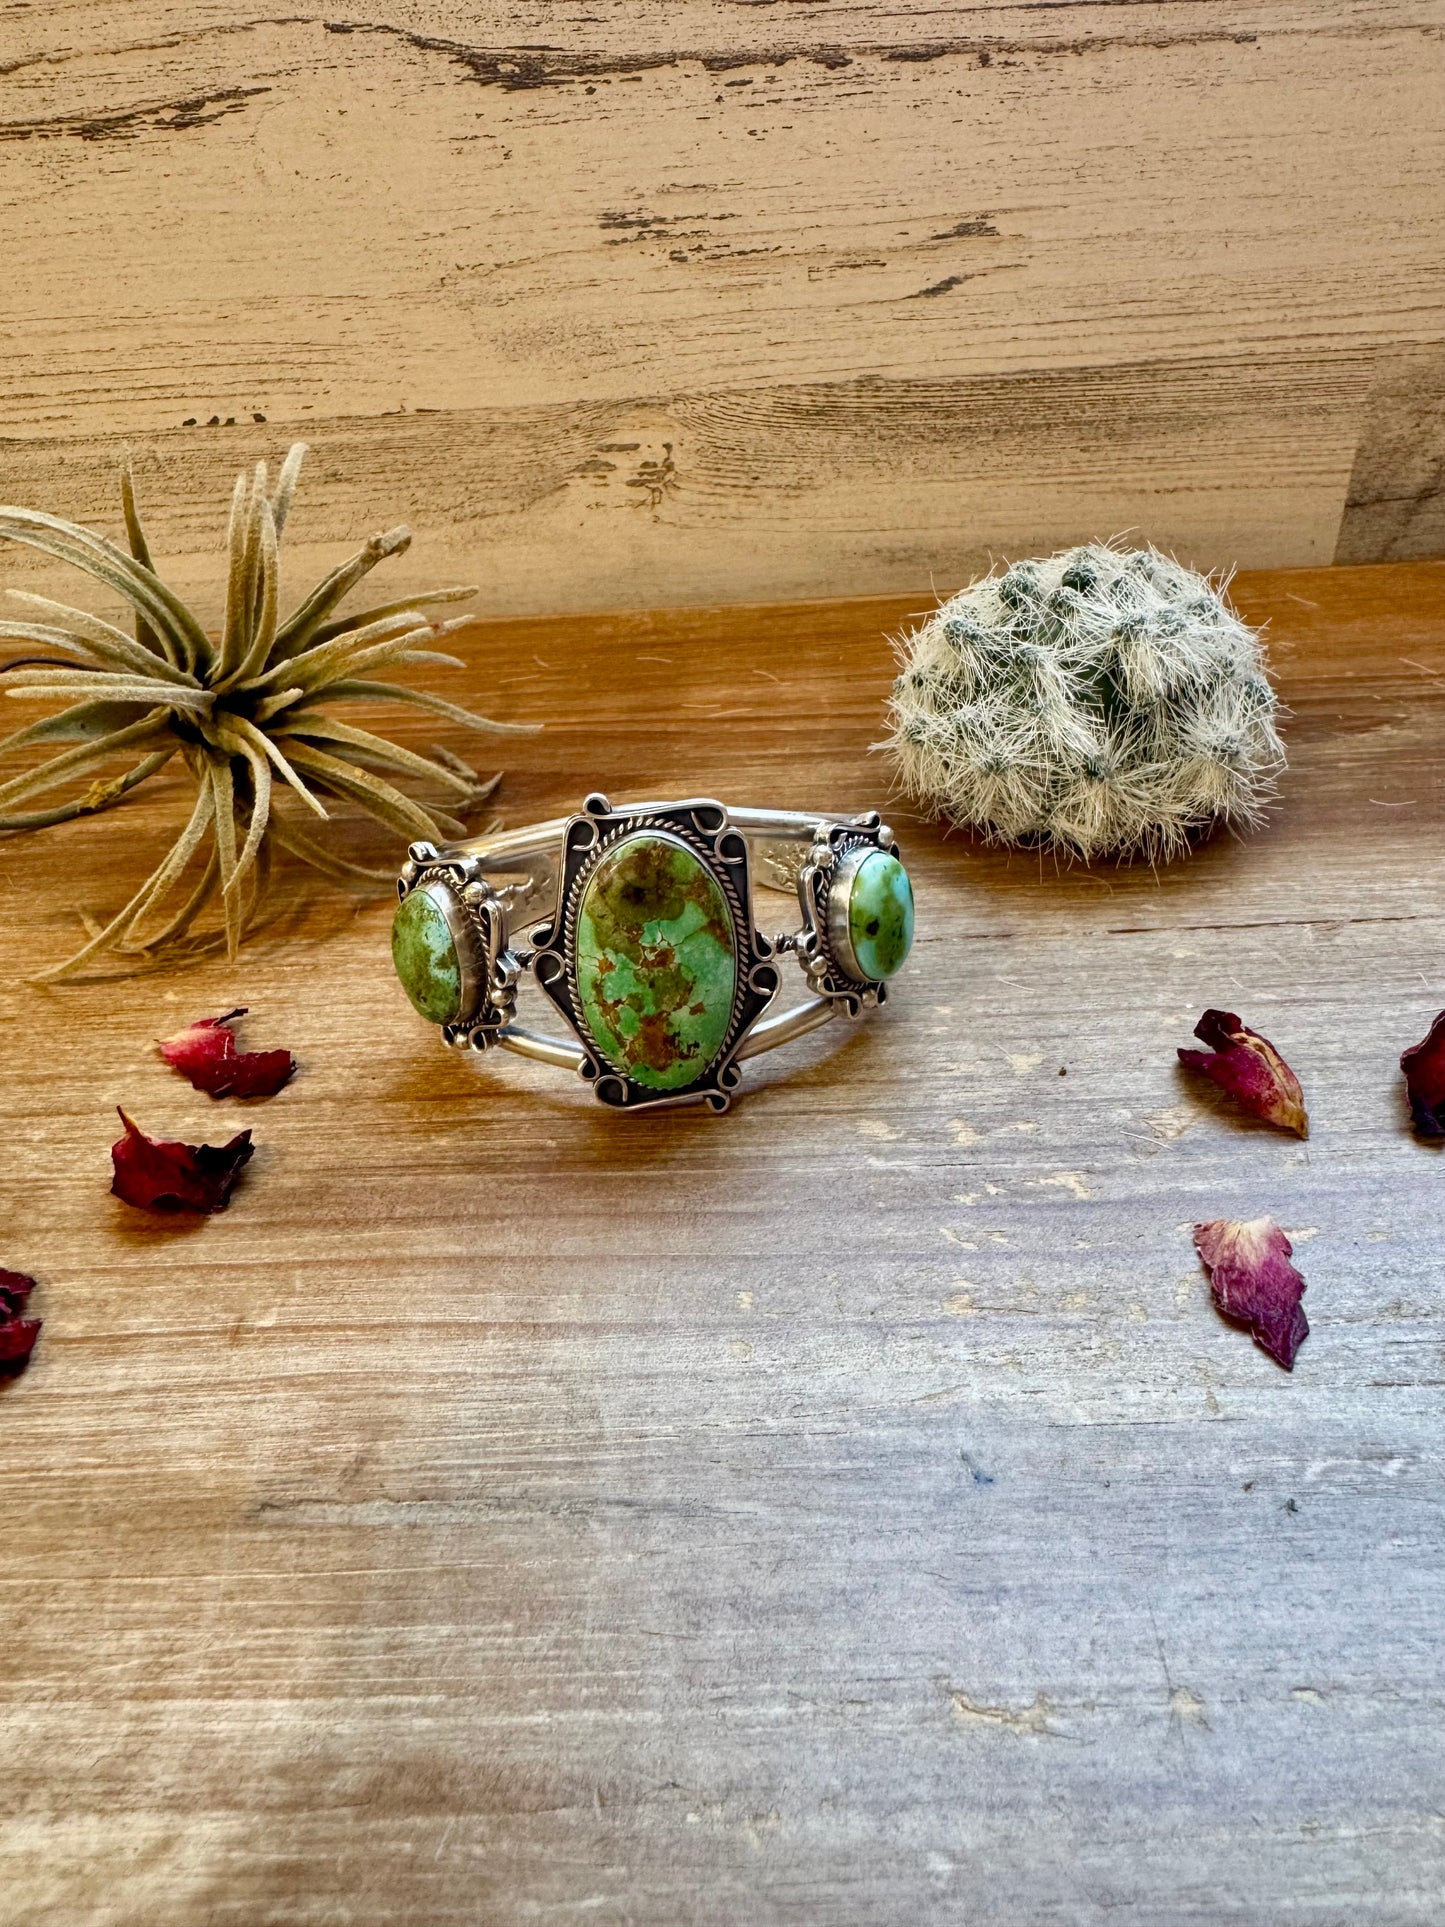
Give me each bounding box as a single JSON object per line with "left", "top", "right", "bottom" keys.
{"left": 2, "top": 5, "right": 1443, "bottom": 615}
{"left": 1, "top": 560, "right": 1444, "bottom": 1925}
{"left": 1336, "top": 343, "right": 1445, "bottom": 565}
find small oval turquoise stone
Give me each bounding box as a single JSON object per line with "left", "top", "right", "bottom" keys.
{"left": 392, "top": 885, "right": 463, "bottom": 1025}
{"left": 848, "top": 850, "right": 915, "bottom": 980}
{"left": 575, "top": 831, "right": 737, "bottom": 1090}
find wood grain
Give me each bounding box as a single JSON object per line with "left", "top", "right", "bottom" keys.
{"left": 1336, "top": 343, "right": 1445, "bottom": 564}
{"left": 1, "top": 561, "right": 1443, "bottom": 1925}
{"left": 2, "top": 4, "right": 1442, "bottom": 612}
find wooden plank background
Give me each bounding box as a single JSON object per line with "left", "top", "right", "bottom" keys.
{"left": 2, "top": 4, "right": 1443, "bottom": 616}
{"left": 0, "top": 560, "right": 1443, "bottom": 1924}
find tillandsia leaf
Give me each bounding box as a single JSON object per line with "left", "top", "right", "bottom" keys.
{"left": 269, "top": 524, "right": 413, "bottom": 661}
{"left": 305, "top": 608, "right": 435, "bottom": 653}
{"left": 1, "top": 605, "right": 199, "bottom": 686}
{"left": 118, "top": 771, "right": 219, "bottom": 937}
{"left": 243, "top": 461, "right": 268, "bottom": 645}
{"left": 0, "top": 698, "right": 155, "bottom": 751}
{"left": 119, "top": 459, "right": 156, "bottom": 571}
{"left": 270, "top": 442, "right": 307, "bottom": 540}
{"left": 5, "top": 581, "right": 173, "bottom": 659}
{"left": 119, "top": 457, "right": 165, "bottom": 660}
{"left": 221, "top": 712, "right": 328, "bottom": 818}
{"left": 1400, "top": 1010, "right": 1445, "bottom": 1139}
{"left": 249, "top": 686, "right": 305, "bottom": 726}
{"left": 274, "top": 714, "right": 481, "bottom": 795}
{"left": 208, "top": 757, "right": 241, "bottom": 958}
{"left": 0, "top": 746, "right": 177, "bottom": 830}
{"left": 119, "top": 850, "right": 219, "bottom": 955}
{"left": 219, "top": 475, "right": 278, "bottom": 690}
{"left": 218, "top": 471, "right": 252, "bottom": 682}
{"left": 238, "top": 614, "right": 433, "bottom": 696}
{"left": 426, "top": 745, "right": 502, "bottom": 807}
{"left": 0, "top": 713, "right": 171, "bottom": 811}
{"left": 235, "top": 825, "right": 267, "bottom": 936}
{"left": 3, "top": 669, "right": 213, "bottom": 713}
{"left": 0, "top": 509, "right": 208, "bottom": 669}
{"left": 121, "top": 828, "right": 272, "bottom": 964}
{"left": 306, "top": 585, "right": 479, "bottom": 649}
{"left": 265, "top": 810, "right": 394, "bottom": 888}
{"left": 0, "top": 444, "right": 529, "bottom": 972}
{"left": 110, "top": 1108, "right": 253, "bottom": 1213}
{"left": 1178, "top": 1009, "right": 1308, "bottom": 1138}
{"left": 159, "top": 1008, "right": 295, "bottom": 1099}
{"left": 0, "top": 1268, "right": 42, "bottom": 1374}
{"left": 1194, "top": 1217, "right": 1309, "bottom": 1371}
{"left": 235, "top": 495, "right": 280, "bottom": 685}
{"left": 318, "top": 679, "right": 540, "bottom": 734}
{"left": 285, "top": 736, "right": 454, "bottom": 828}
{"left": 303, "top": 623, "right": 465, "bottom": 690}
{"left": 391, "top": 648, "right": 467, "bottom": 671}
{"left": 280, "top": 740, "right": 460, "bottom": 841}
{"left": 427, "top": 744, "right": 486, "bottom": 780}
{"left": 215, "top": 730, "right": 273, "bottom": 895}
{"left": 37, "top": 777, "right": 216, "bottom": 980}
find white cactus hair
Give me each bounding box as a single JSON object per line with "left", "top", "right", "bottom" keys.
{"left": 885, "top": 541, "right": 1286, "bottom": 862}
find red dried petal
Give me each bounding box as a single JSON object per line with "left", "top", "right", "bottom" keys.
{"left": 110, "top": 1108, "right": 253, "bottom": 1214}
{"left": 0, "top": 1267, "right": 40, "bottom": 1373}
{"left": 0, "top": 1268, "right": 36, "bottom": 1310}
{"left": 158, "top": 1007, "right": 294, "bottom": 1100}
{"left": 1178, "top": 1009, "right": 1308, "bottom": 1138}
{"left": 1194, "top": 1217, "right": 1309, "bottom": 1370}
{"left": 1401, "top": 1010, "right": 1445, "bottom": 1139}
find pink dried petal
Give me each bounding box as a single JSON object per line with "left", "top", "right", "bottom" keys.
{"left": 158, "top": 1007, "right": 294, "bottom": 1100}
{"left": 0, "top": 1267, "right": 41, "bottom": 1372}
{"left": 1401, "top": 1010, "right": 1445, "bottom": 1139}
{"left": 1194, "top": 1217, "right": 1309, "bottom": 1370}
{"left": 1178, "top": 1009, "right": 1308, "bottom": 1138}
{"left": 110, "top": 1108, "right": 253, "bottom": 1214}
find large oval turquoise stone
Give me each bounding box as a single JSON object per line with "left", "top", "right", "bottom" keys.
{"left": 575, "top": 831, "right": 737, "bottom": 1090}
{"left": 848, "top": 850, "right": 915, "bottom": 980}
{"left": 392, "top": 884, "right": 463, "bottom": 1025}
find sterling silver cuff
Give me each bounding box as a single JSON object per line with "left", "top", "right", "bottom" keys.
{"left": 391, "top": 794, "right": 916, "bottom": 1113}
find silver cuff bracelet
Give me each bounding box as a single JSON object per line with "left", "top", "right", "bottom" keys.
{"left": 391, "top": 794, "right": 915, "bottom": 1112}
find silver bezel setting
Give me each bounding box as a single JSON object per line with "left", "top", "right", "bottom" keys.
{"left": 528, "top": 795, "right": 781, "bottom": 1113}
{"left": 794, "top": 813, "right": 900, "bottom": 1017}
{"left": 396, "top": 842, "right": 529, "bottom": 1050}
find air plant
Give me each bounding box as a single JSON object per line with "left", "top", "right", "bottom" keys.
{"left": 0, "top": 444, "right": 527, "bottom": 977}
{"left": 886, "top": 542, "right": 1285, "bottom": 861}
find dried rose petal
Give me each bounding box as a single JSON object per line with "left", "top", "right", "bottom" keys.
{"left": 1194, "top": 1217, "right": 1309, "bottom": 1370}
{"left": 110, "top": 1108, "right": 253, "bottom": 1213}
{"left": 0, "top": 1268, "right": 41, "bottom": 1372}
{"left": 1401, "top": 1010, "right": 1445, "bottom": 1139}
{"left": 1178, "top": 1009, "right": 1308, "bottom": 1138}
{"left": 158, "top": 1007, "right": 294, "bottom": 1100}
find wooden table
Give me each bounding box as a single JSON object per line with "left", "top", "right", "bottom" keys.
{"left": 2, "top": 562, "right": 1443, "bottom": 1925}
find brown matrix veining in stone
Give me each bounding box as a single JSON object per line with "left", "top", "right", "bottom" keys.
{"left": 574, "top": 831, "right": 738, "bottom": 1090}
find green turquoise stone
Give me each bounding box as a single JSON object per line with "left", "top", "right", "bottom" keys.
{"left": 392, "top": 884, "right": 463, "bottom": 1025}
{"left": 575, "top": 831, "right": 737, "bottom": 1090}
{"left": 848, "top": 850, "right": 915, "bottom": 980}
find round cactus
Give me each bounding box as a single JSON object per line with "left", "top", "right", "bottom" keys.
{"left": 886, "top": 543, "right": 1285, "bottom": 862}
